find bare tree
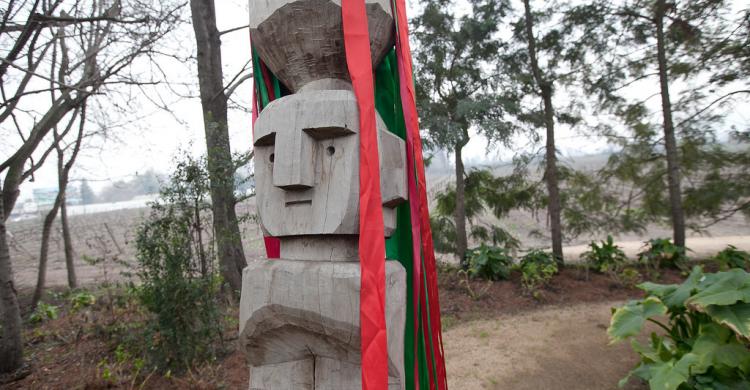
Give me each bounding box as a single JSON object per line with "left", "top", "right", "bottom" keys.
{"left": 0, "top": 0, "right": 184, "bottom": 375}
{"left": 189, "top": 0, "right": 252, "bottom": 294}
{"left": 31, "top": 105, "right": 86, "bottom": 309}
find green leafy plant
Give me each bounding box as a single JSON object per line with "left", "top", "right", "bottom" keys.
{"left": 70, "top": 291, "right": 96, "bottom": 312}
{"left": 519, "top": 250, "right": 558, "bottom": 298}
{"left": 134, "top": 155, "right": 224, "bottom": 371}
{"left": 713, "top": 245, "right": 750, "bottom": 271}
{"left": 615, "top": 267, "right": 642, "bottom": 289}
{"left": 638, "top": 238, "right": 689, "bottom": 270}
{"left": 581, "top": 235, "right": 628, "bottom": 273}
{"left": 609, "top": 266, "right": 750, "bottom": 389}
{"left": 466, "top": 244, "right": 513, "bottom": 281}
{"left": 29, "top": 302, "right": 59, "bottom": 324}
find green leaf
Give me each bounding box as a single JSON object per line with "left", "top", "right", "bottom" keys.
{"left": 649, "top": 354, "right": 696, "bottom": 390}
{"left": 688, "top": 269, "right": 750, "bottom": 307}
{"left": 609, "top": 297, "right": 668, "bottom": 342}
{"left": 639, "top": 282, "right": 678, "bottom": 299}
{"left": 662, "top": 266, "right": 704, "bottom": 309}
{"left": 703, "top": 303, "right": 750, "bottom": 339}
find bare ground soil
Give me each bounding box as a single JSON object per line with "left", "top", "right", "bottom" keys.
{"left": 443, "top": 300, "right": 649, "bottom": 390}
{"left": 3, "top": 267, "right": 686, "bottom": 389}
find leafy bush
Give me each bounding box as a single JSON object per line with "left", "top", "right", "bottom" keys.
{"left": 430, "top": 215, "right": 457, "bottom": 255}
{"left": 134, "top": 156, "right": 224, "bottom": 371}
{"left": 713, "top": 245, "right": 750, "bottom": 271}
{"left": 615, "top": 266, "right": 642, "bottom": 289}
{"left": 430, "top": 167, "right": 537, "bottom": 261}
{"left": 70, "top": 291, "right": 96, "bottom": 312}
{"left": 466, "top": 244, "right": 513, "bottom": 281}
{"left": 469, "top": 224, "right": 522, "bottom": 254}
{"left": 519, "top": 250, "right": 558, "bottom": 296}
{"left": 29, "top": 302, "right": 59, "bottom": 324}
{"left": 581, "top": 235, "right": 627, "bottom": 273}
{"left": 609, "top": 266, "right": 750, "bottom": 389}
{"left": 638, "top": 238, "right": 688, "bottom": 270}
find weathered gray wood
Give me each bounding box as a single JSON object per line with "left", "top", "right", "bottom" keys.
{"left": 249, "top": 0, "right": 394, "bottom": 92}
{"left": 240, "top": 260, "right": 406, "bottom": 389}
{"left": 242, "top": 1, "right": 405, "bottom": 388}
{"left": 253, "top": 89, "right": 407, "bottom": 239}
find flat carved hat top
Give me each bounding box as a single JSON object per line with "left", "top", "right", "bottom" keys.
{"left": 249, "top": 0, "right": 395, "bottom": 92}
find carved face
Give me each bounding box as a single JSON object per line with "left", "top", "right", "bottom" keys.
{"left": 253, "top": 89, "right": 407, "bottom": 238}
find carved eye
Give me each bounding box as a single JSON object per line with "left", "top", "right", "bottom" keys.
{"left": 326, "top": 146, "right": 335, "bottom": 156}
{"left": 269, "top": 153, "right": 275, "bottom": 163}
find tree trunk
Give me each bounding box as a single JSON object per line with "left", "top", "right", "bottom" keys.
{"left": 34, "top": 107, "right": 86, "bottom": 305}
{"left": 542, "top": 89, "right": 563, "bottom": 263}
{"left": 0, "top": 182, "right": 24, "bottom": 374}
{"left": 190, "top": 0, "right": 246, "bottom": 294}
{"left": 32, "top": 198, "right": 62, "bottom": 308}
{"left": 655, "top": 0, "right": 686, "bottom": 248}
{"left": 523, "top": 0, "right": 563, "bottom": 264}
{"left": 454, "top": 142, "right": 468, "bottom": 265}
{"left": 60, "top": 200, "right": 77, "bottom": 289}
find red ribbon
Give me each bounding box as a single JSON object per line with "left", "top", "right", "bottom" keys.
{"left": 342, "top": 0, "right": 390, "bottom": 388}
{"left": 392, "top": 0, "right": 448, "bottom": 388}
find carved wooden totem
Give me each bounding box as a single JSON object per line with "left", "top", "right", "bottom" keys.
{"left": 240, "top": 0, "right": 407, "bottom": 388}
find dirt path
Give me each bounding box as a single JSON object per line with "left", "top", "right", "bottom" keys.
{"left": 443, "top": 300, "right": 647, "bottom": 390}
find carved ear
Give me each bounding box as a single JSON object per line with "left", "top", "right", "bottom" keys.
{"left": 378, "top": 129, "right": 408, "bottom": 208}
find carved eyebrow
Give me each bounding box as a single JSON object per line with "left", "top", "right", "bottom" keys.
{"left": 303, "top": 126, "right": 355, "bottom": 140}
{"left": 254, "top": 131, "right": 276, "bottom": 146}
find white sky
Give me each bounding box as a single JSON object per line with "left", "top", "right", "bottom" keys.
{"left": 5, "top": 0, "right": 749, "bottom": 201}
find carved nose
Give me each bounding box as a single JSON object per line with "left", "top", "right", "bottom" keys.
{"left": 273, "top": 128, "right": 314, "bottom": 191}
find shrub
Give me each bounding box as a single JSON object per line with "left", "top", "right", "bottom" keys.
{"left": 638, "top": 238, "right": 688, "bottom": 270}
{"left": 519, "top": 250, "right": 558, "bottom": 296}
{"left": 609, "top": 266, "right": 750, "bottom": 389}
{"left": 134, "top": 156, "right": 224, "bottom": 371}
{"left": 70, "top": 291, "right": 96, "bottom": 312}
{"left": 466, "top": 244, "right": 513, "bottom": 281}
{"left": 581, "top": 235, "right": 627, "bottom": 273}
{"left": 29, "top": 302, "right": 59, "bottom": 324}
{"left": 615, "top": 266, "right": 642, "bottom": 289}
{"left": 713, "top": 245, "right": 750, "bottom": 271}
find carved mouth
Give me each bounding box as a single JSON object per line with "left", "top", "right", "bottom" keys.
{"left": 285, "top": 199, "right": 312, "bottom": 206}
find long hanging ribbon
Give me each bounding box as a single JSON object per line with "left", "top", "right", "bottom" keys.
{"left": 390, "top": 6, "right": 425, "bottom": 388}
{"left": 342, "top": 0, "right": 390, "bottom": 388}
{"left": 392, "top": 0, "right": 448, "bottom": 388}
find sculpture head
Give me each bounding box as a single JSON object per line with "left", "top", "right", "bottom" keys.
{"left": 253, "top": 88, "right": 407, "bottom": 240}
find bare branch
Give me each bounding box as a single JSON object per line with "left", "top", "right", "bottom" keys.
{"left": 225, "top": 73, "right": 253, "bottom": 100}
{"left": 676, "top": 90, "right": 750, "bottom": 129}
{"left": 220, "top": 24, "right": 249, "bottom": 36}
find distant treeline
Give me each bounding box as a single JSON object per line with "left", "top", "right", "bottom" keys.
{"left": 79, "top": 170, "right": 163, "bottom": 205}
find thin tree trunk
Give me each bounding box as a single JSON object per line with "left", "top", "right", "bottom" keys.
{"left": 523, "top": 0, "right": 563, "bottom": 263}
{"left": 190, "top": 0, "right": 246, "bottom": 294}
{"left": 32, "top": 197, "right": 63, "bottom": 308}
{"left": 0, "top": 182, "right": 24, "bottom": 374}
{"left": 454, "top": 142, "right": 468, "bottom": 265}
{"left": 542, "top": 91, "right": 563, "bottom": 263}
{"left": 34, "top": 105, "right": 86, "bottom": 306}
{"left": 655, "top": 0, "right": 686, "bottom": 247}
{"left": 60, "top": 200, "right": 77, "bottom": 289}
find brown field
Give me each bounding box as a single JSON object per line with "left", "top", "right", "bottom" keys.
{"left": 4, "top": 178, "right": 749, "bottom": 389}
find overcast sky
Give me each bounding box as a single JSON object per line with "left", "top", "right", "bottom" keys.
{"left": 6, "top": 0, "right": 749, "bottom": 201}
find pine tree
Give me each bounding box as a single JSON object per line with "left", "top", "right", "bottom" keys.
{"left": 413, "top": 0, "right": 519, "bottom": 262}
{"left": 80, "top": 179, "right": 96, "bottom": 205}
{"left": 563, "top": 0, "right": 750, "bottom": 242}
